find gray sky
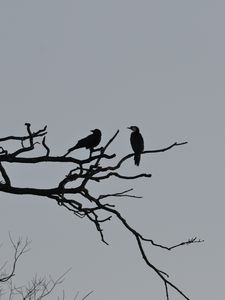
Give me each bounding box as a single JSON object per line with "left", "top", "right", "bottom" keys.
{"left": 0, "top": 1, "right": 224, "bottom": 299}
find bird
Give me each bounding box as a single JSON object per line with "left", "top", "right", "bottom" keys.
{"left": 127, "top": 126, "right": 144, "bottom": 166}
{"left": 65, "top": 129, "right": 102, "bottom": 156}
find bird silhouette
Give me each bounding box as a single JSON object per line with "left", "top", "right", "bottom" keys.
{"left": 65, "top": 129, "right": 102, "bottom": 156}
{"left": 128, "top": 126, "right": 144, "bottom": 166}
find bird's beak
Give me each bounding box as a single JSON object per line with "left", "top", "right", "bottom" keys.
{"left": 91, "top": 130, "right": 94, "bottom": 132}
{"left": 127, "top": 127, "right": 132, "bottom": 130}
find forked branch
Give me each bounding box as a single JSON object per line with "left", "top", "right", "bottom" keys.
{"left": 0, "top": 124, "right": 201, "bottom": 300}
{"left": 0, "top": 233, "right": 30, "bottom": 283}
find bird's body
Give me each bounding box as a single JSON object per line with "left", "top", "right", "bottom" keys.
{"left": 128, "top": 126, "right": 144, "bottom": 166}
{"left": 65, "top": 129, "right": 101, "bottom": 156}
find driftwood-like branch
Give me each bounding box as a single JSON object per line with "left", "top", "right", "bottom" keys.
{"left": 0, "top": 124, "right": 201, "bottom": 300}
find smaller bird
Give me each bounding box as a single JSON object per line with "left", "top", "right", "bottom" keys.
{"left": 65, "top": 129, "right": 102, "bottom": 157}
{"left": 127, "top": 126, "right": 144, "bottom": 166}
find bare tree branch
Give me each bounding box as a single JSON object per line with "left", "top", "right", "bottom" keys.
{"left": 0, "top": 162, "right": 11, "bottom": 186}
{"left": 82, "top": 290, "right": 94, "bottom": 300}
{"left": 0, "top": 237, "right": 94, "bottom": 300}
{"left": 0, "top": 125, "right": 47, "bottom": 142}
{"left": 0, "top": 234, "right": 30, "bottom": 283}
{"left": 98, "top": 188, "right": 142, "bottom": 200}
{"left": 0, "top": 124, "right": 200, "bottom": 300}
{"left": 42, "top": 137, "right": 50, "bottom": 156}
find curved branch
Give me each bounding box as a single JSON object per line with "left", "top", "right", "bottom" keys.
{"left": 82, "top": 196, "right": 200, "bottom": 300}
{"left": 94, "top": 172, "right": 151, "bottom": 181}
{"left": 100, "top": 141, "right": 188, "bottom": 172}
{"left": 42, "top": 137, "right": 50, "bottom": 156}
{"left": 0, "top": 125, "right": 200, "bottom": 300}
{"left": 142, "top": 236, "right": 204, "bottom": 250}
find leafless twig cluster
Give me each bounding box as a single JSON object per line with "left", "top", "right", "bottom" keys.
{"left": 0, "top": 124, "right": 203, "bottom": 300}
{"left": 0, "top": 234, "right": 30, "bottom": 285}
{"left": 0, "top": 235, "right": 93, "bottom": 300}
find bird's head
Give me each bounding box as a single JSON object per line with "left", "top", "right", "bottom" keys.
{"left": 127, "top": 126, "right": 139, "bottom": 132}
{"left": 91, "top": 129, "right": 101, "bottom": 135}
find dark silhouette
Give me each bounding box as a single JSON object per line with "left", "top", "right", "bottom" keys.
{"left": 128, "top": 126, "right": 144, "bottom": 166}
{"left": 65, "top": 129, "right": 101, "bottom": 156}
{"left": 0, "top": 123, "right": 200, "bottom": 300}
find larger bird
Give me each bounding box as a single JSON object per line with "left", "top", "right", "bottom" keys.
{"left": 65, "top": 129, "right": 102, "bottom": 156}
{"left": 128, "top": 126, "right": 144, "bottom": 166}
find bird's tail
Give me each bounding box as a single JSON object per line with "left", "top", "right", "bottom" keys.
{"left": 134, "top": 153, "right": 141, "bottom": 166}
{"left": 63, "top": 144, "right": 79, "bottom": 157}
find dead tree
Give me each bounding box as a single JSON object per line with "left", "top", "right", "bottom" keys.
{"left": 0, "top": 235, "right": 93, "bottom": 300}
{"left": 0, "top": 123, "right": 203, "bottom": 300}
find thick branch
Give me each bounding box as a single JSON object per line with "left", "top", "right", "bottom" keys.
{"left": 0, "top": 183, "right": 82, "bottom": 197}
{"left": 0, "top": 154, "right": 115, "bottom": 164}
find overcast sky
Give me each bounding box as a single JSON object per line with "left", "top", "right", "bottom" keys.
{"left": 0, "top": 1, "right": 224, "bottom": 299}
